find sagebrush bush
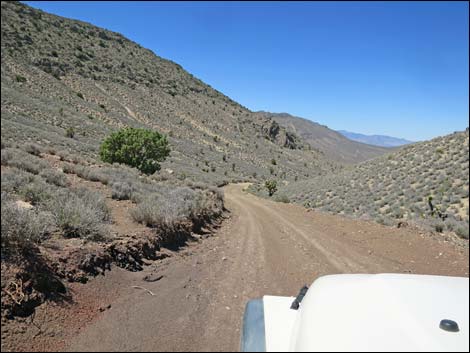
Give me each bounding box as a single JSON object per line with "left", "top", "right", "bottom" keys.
{"left": 131, "top": 187, "right": 223, "bottom": 230}
{"left": 62, "top": 163, "right": 76, "bottom": 174}
{"left": 46, "top": 188, "right": 110, "bottom": 240}
{"left": 2, "top": 148, "right": 49, "bottom": 174}
{"left": 111, "top": 181, "right": 137, "bottom": 200}
{"left": 100, "top": 128, "right": 170, "bottom": 174}
{"left": 80, "top": 167, "right": 110, "bottom": 184}
{"left": 1, "top": 192, "right": 52, "bottom": 255}
{"left": 57, "top": 150, "right": 72, "bottom": 161}
{"left": 274, "top": 195, "right": 290, "bottom": 203}
{"left": 1, "top": 149, "right": 13, "bottom": 165}
{"left": 19, "top": 179, "right": 54, "bottom": 205}
{"left": 24, "top": 143, "right": 42, "bottom": 156}
{"left": 455, "top": 227, "right": 469, "bottom": 240}
{"left": 63, "top": 164, "right": 110, "bottom": 184}
{"left": 433, "top": 222, "right": 445, "bottom": 233}
{"left": 131, "top": 188, "right": 196, "bottom": 228}
{"left": 1, "top": 168, "right": 36, "bottom": 193}
{"left": 39, "top": 168, "right": 69, "bottom": 187}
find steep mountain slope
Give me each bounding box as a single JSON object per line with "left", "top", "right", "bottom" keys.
{"left": 0, "top": 0, "right": 342, "bottom": 333}
{"left": 257, "top": 111, "right": 391, "bottom": 164}
{"left": 1, "top": 1, "right": 337, "bottom": 185}
{"left": 271, "top": 130, "right": 469, "bottom": 238}
{"left": 338, "top": 130, "right": 414, "bottom": 147}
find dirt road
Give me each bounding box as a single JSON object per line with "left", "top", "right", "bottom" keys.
{"left": 65, "top": 184, "right": 468, "bottom": 352}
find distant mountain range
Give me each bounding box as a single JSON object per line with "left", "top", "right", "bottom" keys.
{"left": 337, "top": 130, "right": 414, "bottom": 147}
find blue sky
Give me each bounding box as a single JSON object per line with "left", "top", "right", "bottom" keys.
{"left": 25, "top": 1, "right": 469, "bottom": 141}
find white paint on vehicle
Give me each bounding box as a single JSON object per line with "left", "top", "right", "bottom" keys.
{"left": 263, "top": 295, "right": 297, "bottom": 352}
{"left": 262, "top": 274, "right": 469, "bottom": 352}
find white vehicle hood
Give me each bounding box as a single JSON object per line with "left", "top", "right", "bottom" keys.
{"left": 263, "top": 274, "right": 469, "bottom": 352}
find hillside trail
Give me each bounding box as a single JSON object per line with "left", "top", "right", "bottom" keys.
{"left": 65, "top": 184, "right": 468, "bottom": 352}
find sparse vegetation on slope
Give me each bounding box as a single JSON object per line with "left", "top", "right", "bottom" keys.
{"left": 1, "top": 192, "right": 52, "bottom": 256}
{"left": 252, "top": 130, "right": 469, "bottom": 239}
{"left": 1, "top": 141, "right": 226, "bottom": 322}
{"left": 1, "top": 1, "right": 323, "bottom": 320}
{"left": 1, "top": 1, "right": 335, "bottom": 186}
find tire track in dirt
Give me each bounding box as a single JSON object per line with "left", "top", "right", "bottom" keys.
{"left": 63, "top": 184, "right": 468, "bottom": 352}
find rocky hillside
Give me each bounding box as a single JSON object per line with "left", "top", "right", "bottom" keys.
{"left": 257, "top": 111, "right": 391, "bottom": 164}
{"left": 1, "top": 1, "right": 338, "bottom": 185}
{"left": 252, "top": 130, "right": 469, "bottom": 239}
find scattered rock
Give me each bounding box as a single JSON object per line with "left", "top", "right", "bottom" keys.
{"left": 397, "top": 221, "right": 409, "bottom": 229}
{"left": 15, "top": 200, "right": 33, "bottom": 209}
{"left": 98, "top": 304, "right": 111, "bottom": 312}
{"left": 143, "top": 274, "right": 164, "bottom": 283}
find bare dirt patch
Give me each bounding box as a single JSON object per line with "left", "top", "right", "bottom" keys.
{"left": 15, "top": 184, "right": 464, "bottom": 352}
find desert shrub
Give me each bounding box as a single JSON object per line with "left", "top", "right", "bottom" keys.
{"left": 65, "top": 127, "right": 75, "bottom": 138}
{"left": 39, "top": 168, "right": 69, "bottom": 187}
{"left": 274, "top": 195, "right": 290, "bottom": 203}
{"left": 75, "top": 188, "right": 110, "bottom": 219}
{"left": 1, "top": 148, "right": 13, "bottom": 165}
{"left": 64, "top": 164, "right": 110, "bottom": 184}
{"left": 76, "top": 92, "right": 84, "bottom": 99}
{"left": 265, "top": 180, "right": 277, "bottom": 197}
{"left": 46, "top": 146, "right": 57, "bottom": 155}
{"left": 15, "top": 75, "right": 27, "bottom": 83}
{"left": 100, "top": 128, "right": 170, "bottom": 174}
{"left": 57, "top": 150, "right": 73, "bottom": 162}
{"left": 455, "top": 226, "right": 469, "bottom": 239}
{"left": 24, "top": 143, "right": 42, "bottom": 156}
{"left": 79, "top": 167, "right": 109, "bottom": 184}
{"left": 131, "top": 187, "right": 223, "bottom": 229}
{"left": 88, "top": 169, "right": 110, "bottom": 184}
{"left": 62, "top": 163, "right": 77, "bottom": 174}
{"left": 111, "top": 181, "right": 137, "bottom": 201}
{"left": 1, "top": 193, "right": 52, "bottom": 255}
{"left": 46, "top": 188, "right": 110, "bottom": 240}
{"left": 1, "top": 168, "right": 35, "bottom": 193}
{"left": 3, "top": 148, "right": 49, "bottom": 174}
{"left": 210, "top": 187, "right": 225, "bottom": 203}
{"left": 433, "top": 222, "right": 445, "bottom": 233}
{"left": 19, "top": 177, "right": 55, "bottom": 206}
{"left": 376, "top": 216, "right": 394, "bottom": 226}
{"left": 131, "top": 188, "right": 195, "bottom": 228}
